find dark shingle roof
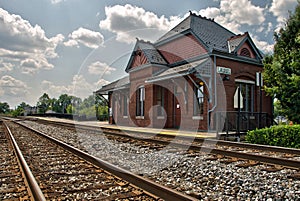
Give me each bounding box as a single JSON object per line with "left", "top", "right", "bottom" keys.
{"left": 125, "top": 39, "right": 167, "bottom": 72}
{"left": 156, "top": 13, "right": 236, "bottom": 52}
{"left": 157, "top": 16, "right": 192, "bottom": 43}
{"left": 138, "top": 40, "right": 167, "bottom": 65}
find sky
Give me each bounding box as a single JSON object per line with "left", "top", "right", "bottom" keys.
{"left": 0, "top": 0, "right": 298, "bottom": 108}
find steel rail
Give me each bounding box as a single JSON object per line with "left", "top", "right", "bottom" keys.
{"left": 28, "top": 117, "right": 300, "bottom": 156}
{"left": 28, "top": 118, "right": 300, "bottom": 170}
{"left": 123, "top": 137, "right": 300, "bottom": 169}
{"left": 13, "top": 119, "right": 198, "bottom": 201}
{"left": 3, "top": 120, "right": 46, "bottom": 201}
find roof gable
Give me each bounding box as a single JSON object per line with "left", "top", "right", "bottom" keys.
{"left": 125, "top": 39, "right": 167, "bottom": 72}
{"left": 228, "top": 32, "right": 263, "bottom": 59}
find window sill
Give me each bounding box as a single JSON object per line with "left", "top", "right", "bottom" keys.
{"left": 123, "top": 116, "right": 128, "bottom": 119}
{"left": 157, "top": 116, "right": 165, "bottom": 119}
{"left": 136, "top": 116, "right": 144, "bottom": 119}
{"left": 192, "top": 116, "right": 204, "bottom": 120}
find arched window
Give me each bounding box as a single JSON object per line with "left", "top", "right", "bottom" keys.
{"left": 240, "top": 48, "right": 251, "bottom": 57}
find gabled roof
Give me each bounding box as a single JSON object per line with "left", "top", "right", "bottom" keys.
{"left": 156, "top": 12, "right": 235, "bottom": 52}
{"left": 227, "top": 32, "right": 263, "bottom": 59}
{"left": 125, "top": 39, "right": 167, "bottom": 72}
{"left": 227, "top": 32, "right": 248, "bottom": 53}
{"left": 156, "top": 14, "right": 192, "bottom": 44}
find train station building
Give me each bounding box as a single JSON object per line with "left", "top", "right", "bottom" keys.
{"left": 95, "top": 12, "right": 273, "bottom": 132}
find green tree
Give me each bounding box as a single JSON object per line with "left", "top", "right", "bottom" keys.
{"left": 11, "top": 102, "right": 31, "bottom": 117}
{"left": 273, "top": 100, "right": 285, "bottom": 118}
{"left": 57, "top": 94, "right": 72, "bottom": 113}
{"left": 0, "top": 102, "right": 10, "bottom": 114}
{"left": 51, "top": 98, "right": 60, "bottom": 113}
{"left": 37, "top": 93, "right": 51, "bottom": 114}
{"left": 263, "top": 3, "right": 300, "bottom": 123}
{"left": 66, "top": 104, "right": 74, "bottom": 114}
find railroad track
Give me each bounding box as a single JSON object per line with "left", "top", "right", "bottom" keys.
{"left": 0, "top": 120, "right": 31, "bottom": 200}
{"left": 22, "top": 117, "right": 300, "bottom": 170}
{"left": 1, "top": 119, "right": 196, "bottom": 200}
{"left": 6, "top": 117, "right": 300, "bottom": 199}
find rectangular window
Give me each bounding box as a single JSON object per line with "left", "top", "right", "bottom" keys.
{"left": 136, "top": 86, "right": 145, "bottom": 116}
{"left": 123, "top": 94, "right": 128, "bottom": 116}
{"left": 193, "top": 85, "right": 204, "bottom": 116}
{"left": 157, "top": 86, "right": 164, "bottom": 116}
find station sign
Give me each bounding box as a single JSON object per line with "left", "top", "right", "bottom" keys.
{"left": 217, "top": 66, "right": 231, "bottom": 75}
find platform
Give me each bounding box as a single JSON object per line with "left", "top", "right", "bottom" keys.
{"left": 28, "top": 117, "right": 217, "bottom": 139}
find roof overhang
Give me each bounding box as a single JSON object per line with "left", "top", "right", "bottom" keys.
{"left": 95, "top": 76, "right": 130, "bottom": 95}
{"left": 146, "top": 58, "right": 209, "bottom": 83}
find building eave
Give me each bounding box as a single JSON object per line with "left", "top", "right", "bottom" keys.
{"left": 210, "top": 50, "right": 263, "bottom": 66}
{"left": 126, "top": 63, "right": 168, "bottom": 74}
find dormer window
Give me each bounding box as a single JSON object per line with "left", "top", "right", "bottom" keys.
{"left": 240, "top": 48, "right": 251, "bottom": 57}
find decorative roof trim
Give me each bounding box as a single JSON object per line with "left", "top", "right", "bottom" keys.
{"left": 228, "top": 32, "right": 263, "bottom": 59}
{"left": 209, "top": 51, "right": 263, "bottom": 66}
{"left": 125, "top": 39, "right": 167, "bottom": 73}
{"left": 155, "top": 29, "right": 192, "bottom": 46}
{"left": 126, "top": 63, "right": 168, "bottom": 73}
{"left": 146, "top": 58, "right": 209, "bottom": 83}
{"left": 125, "top": 40, "right": 141, "bottom": 73}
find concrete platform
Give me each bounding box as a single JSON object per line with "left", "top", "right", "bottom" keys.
{"left": 29, "top": 117, "right": 217, "bottom": 139}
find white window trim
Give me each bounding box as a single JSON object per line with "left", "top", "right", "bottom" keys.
{"left": 192, "top": 116, "right": 204, "bottom": 120}
{"left": 136, "top": 116, "right": 144, "bottom": 119}
{"left": 157, "top": 116, "right": 165, "bottom": 119}
{"left": 235, "top": 79, "right": 255, "bottom": 85}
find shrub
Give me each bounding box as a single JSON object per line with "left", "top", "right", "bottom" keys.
{"left": 246, "top": 125, "right": 300, "bottom": 148}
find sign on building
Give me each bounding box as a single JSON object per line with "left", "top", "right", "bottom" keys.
{"left": 217, "top": 66, "right": 231, "bottom": 75}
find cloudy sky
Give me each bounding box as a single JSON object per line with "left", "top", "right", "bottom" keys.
{"left": 0, "top": 0, "right": 298, "bottom": 108}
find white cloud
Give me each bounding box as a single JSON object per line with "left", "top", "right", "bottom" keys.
{"left": 220, "top": 0, "right": 265, "bottom": 25}
{"left": 252, "top": 36, "right": 274, "bottom": 53}
{"left": 0, "top": 60, "right": 13, "bottom": 73}
{"left": 0, "top": 8, "right": 64, "bottom": 75}
{"left": 266, "top": 22, "right": 274, "bottom": 35}
{"left": 64, "top": 27, "right": 104, "bottom": 49}
{"left": 0, "top": 75, "right": 29, "bottom": 97}
{"left": 41, "top": 80, "right": 72, "bottom": 97}
{"left": 95, "top": 78, "right": 110, "bottom": 86}
{"left": 64, "top": 39, "right": 79, "bottom": 47}
{"left": 50, "top": 0, "right": 65, "bottom": 4}
{"left": 198, "top": 0, "right": 265, "bottom": 34}
{"left": 88, "top": 61, "right": 116, "bottom": 75}
{"left": 197, "top": 0, "right": 276, "bottom": 53}
{"left": 99, "top": 4, "right": 181, "bottom": 43}
{"left": 270, "top": 0, "right": 298, "bottom": 28}
{"left": 42, "top": 75, "right": 110, "bottom": 99}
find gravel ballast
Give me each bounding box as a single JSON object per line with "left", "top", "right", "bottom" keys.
{"left": 21, "top": 121, "right": 300, "bottom": 200}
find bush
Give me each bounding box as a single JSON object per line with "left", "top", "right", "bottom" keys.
{"left": 246, "top": 125, "right": 300, "bottom": 148}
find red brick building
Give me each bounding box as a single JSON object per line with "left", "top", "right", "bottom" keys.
{"left": 96, "top": 12, "right": 273, "bottom": 132}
